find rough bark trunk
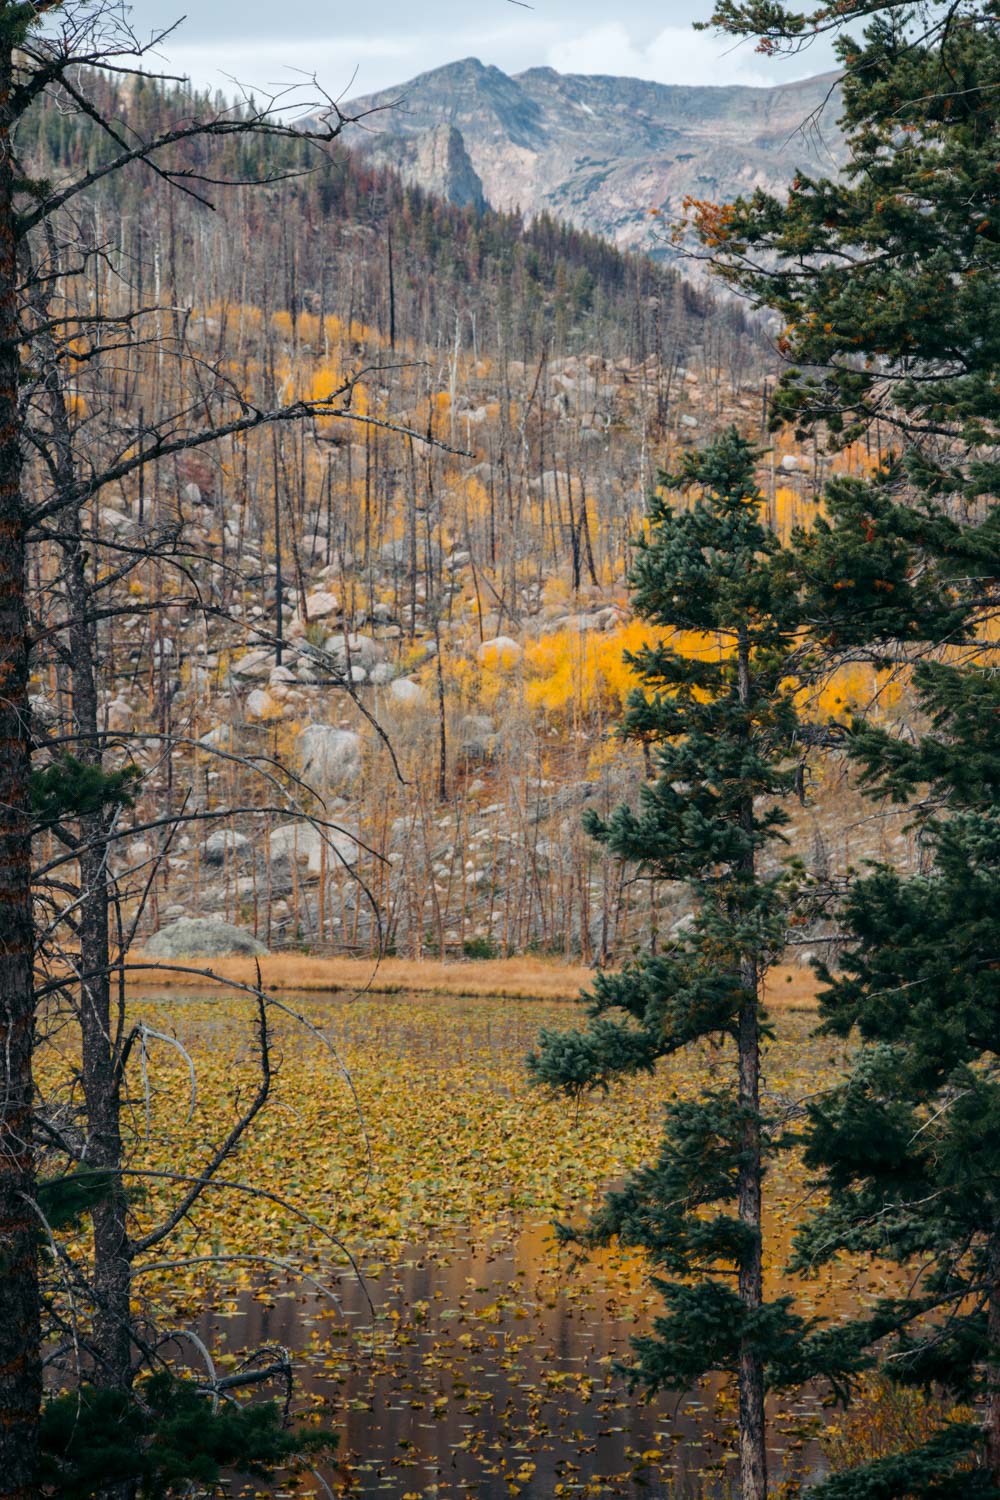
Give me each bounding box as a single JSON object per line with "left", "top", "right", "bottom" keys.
{"left": 65, "top": 519, "right": 133, "bottom": 1399}
{"left": 0, "top": 30, "right": 41, "bottom": 1496}
{"left": 736, "top": 623, "right": 767, "bottom": 1500}
{"left": 736, "top": 974, "right": 766, "bottom": 1500}
{"left": 986, "top": 1231, "right": 1000, "bottom": 1487}
{"left": 29, "top": 228, "right": 135, "bottom": 1416}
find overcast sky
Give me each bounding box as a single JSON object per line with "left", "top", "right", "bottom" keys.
{"left": 135, "top": 2, "right": 839, "bottom": 101}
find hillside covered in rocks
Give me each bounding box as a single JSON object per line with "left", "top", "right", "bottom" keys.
{"left": 26, "top": 71, "right": 909, "bottom": 964}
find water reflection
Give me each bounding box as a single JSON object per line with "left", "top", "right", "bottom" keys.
{"left": 141, "top": 988, "right": 853, "bottom": 1496}
{"left": 201, "top": 1218, "right": 827, "bottom": 1498}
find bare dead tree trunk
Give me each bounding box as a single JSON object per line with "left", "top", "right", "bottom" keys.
{"left": 573, "top": 472, "right": 598, "bottom": 588}
{"left": 0, "top": 27, "right": 40, "bottom": 1496}
{"left": 272, "top": 432, "right": 284, "bottom": 665}
{"left": 434, "top": 626, "right": 447, "bottom": 803}
{"left": 65, "top": 516, "right": 133, "bottom": 1398}
{"left": 26, "top": 212, "right": 135, "bottom": 1412}
{"left": 63, "top": 520, "right": 137, "bottom": 1500}
{"left": 386, "top": 221, "right": 396, "bottom": 352}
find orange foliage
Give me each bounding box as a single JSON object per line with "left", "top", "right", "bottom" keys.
{"left": 683, "top": 196, "right": 739, "bottom": 249}
{"left": 525, "top": 620, "right": 719, "bottom": 720}
{"left": 803, "top": 663, "right": 905, "bottom": 721}
{"left": 772, "top": 485, "right": 812, "bottom": 542}
{"left": 524, "top": 612, "right": 909, "bottom": 732}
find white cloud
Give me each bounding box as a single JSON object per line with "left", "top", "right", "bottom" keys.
{"left": 153, "top": 16, "right": 829, "bottom": 102}
{"left": 547, "top": 22, "right": 777, "bottom": 87}
{"left": 156, "top": 36, "right": 420, "bottom": 101}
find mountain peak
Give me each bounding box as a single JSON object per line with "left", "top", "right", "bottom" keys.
{"left": 345, "top": 61, "right": 846, "bottom": 259}
{"left": 425, "top": 56, "right": 489, "bottom": 79}
{"left": 381, "top": 56, "right": 521, "bottom": 96}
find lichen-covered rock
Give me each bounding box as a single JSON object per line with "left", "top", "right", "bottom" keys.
{"left": 144, "top": 918, "right": 267, "bottom": 958}
{"left": 388, "top": 677, "right": 425, "bottom": 707}
{"left": 268, "top": 820, "right": 360, "bottom": 874}
{"left": 477, "top": 636, "right": 522, "bottom": 668}
{"left": 203, "top": 830, "right": 251, "bottom": 865}
{"left": 198, "top": 724, "right": 234, "bottom": 751}
{"left": 304, "top": 589, "right": 340, "bottom": 619}
{"left": 105, "top": 697, "right": 133, "bottom": 732}
{"left": 458, "top": 714, "right": 496, "bottom": 761}
{"left": 295, "top": 724, "right": 361, "bottom": 787}
{"left": 230, "top": 649, "right": 273, "bottom": 680}
{"left": 245, "top": 688, "right": 277, "bottom": 719}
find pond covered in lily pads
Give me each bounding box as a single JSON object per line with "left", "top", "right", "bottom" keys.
{"left": 128, "top": 990, "right": 877, "bottom": 1497}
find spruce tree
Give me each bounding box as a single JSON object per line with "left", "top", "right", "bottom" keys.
{"left": 529, "top": 429, "right": 811, "bottom": 1500}
{"left": 787, "top": 660, "right": 1000, "bottom": 1498}
{"left": 692, "top": 4, "right": 1000, "bottom": 1491}
{"left": 693, "top": 11, "right": 1000, "bottom": 634}
{"left": 695, "top": 1, "right": 1000, "bottom": 499}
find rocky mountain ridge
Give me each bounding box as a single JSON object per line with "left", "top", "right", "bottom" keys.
{"left": 342, "top": 58, "right": 847, "bottom": 255}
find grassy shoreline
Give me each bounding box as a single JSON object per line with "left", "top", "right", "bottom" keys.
{"left": 123, "top": 952, "right": 819, "bottom": 1007}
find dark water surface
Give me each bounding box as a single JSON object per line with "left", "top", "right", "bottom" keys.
{"left": 137, "top": 986, "right": 854, "bottom": 1497}
{"left": 200, "top": 1219, "right": 829, "bottom": 1498}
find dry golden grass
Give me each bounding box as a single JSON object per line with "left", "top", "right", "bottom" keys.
{"left": 764, "top": 963, "right": 823, "bottom": 1011}
{"left": 125, "top": 952, "right": 593, "bottom": 999}
{"left": 123, "top": 951, "right": 819, "bottom": 1006}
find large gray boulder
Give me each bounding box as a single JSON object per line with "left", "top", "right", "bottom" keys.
{"left": 321, "top": 632, "right": 384, "bottom": 673}
{"left": 387, "top": 677, "right": 425, "bottom": 707}
{"left": 268, "top": 820, "right": 360, "bottom": 874}
{"left": 230, "top": 649, "right": 273, "bottom": 680}
{"left": 295, "top": 725, "right": 361, "bottom": 788}
{"left": 477, "top": 635, "right": 522, "bottom": 667}
{"left": 144, "top": 918, "right": 267, "bottom": 959}
{"left": 303, "top": 589, "right": 340, "bottom": 619}
{"left": 203, "top": 830, "right": 250, "bottom": 865}
{"left": 458, "top": 714, "right": 496, "bottom": 761}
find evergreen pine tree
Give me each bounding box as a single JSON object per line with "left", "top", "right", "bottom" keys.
{"left": 692, "top": 5, "right": 1000, "bottom": 1492}
{"left": 529, "top": 429, "right": 812, "bottom": 1500}
{"left": 697, "top": 2, "right": 1000, "bottom": 499}
{"left": 783, "top": 662, "right": 1000, "bottom": 1499}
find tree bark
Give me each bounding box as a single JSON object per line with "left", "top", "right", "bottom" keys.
{"left": 736, "top": 622, "right": 767, "bottom": 1500}
{"left": 30, "top": 231, "right": 134, "bottom": 1418}
{"left": 987, "top": 1231, "right": 1000, "bottom": 1487}
{"left": 737, "top": 974, "right": 766, "bottom": 1500}
{"left": 0, "top": 29, "right": 40, "bottom": 1497}
{"left": 65, "top": 518, "right": 133, "bottom": 1400}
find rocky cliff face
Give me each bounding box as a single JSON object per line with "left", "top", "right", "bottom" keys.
{"left": 344, "top": 59, "right": 846, "bottom": 252}
{"left": 366, "top": 122, "right": 486, "bottom": 211}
